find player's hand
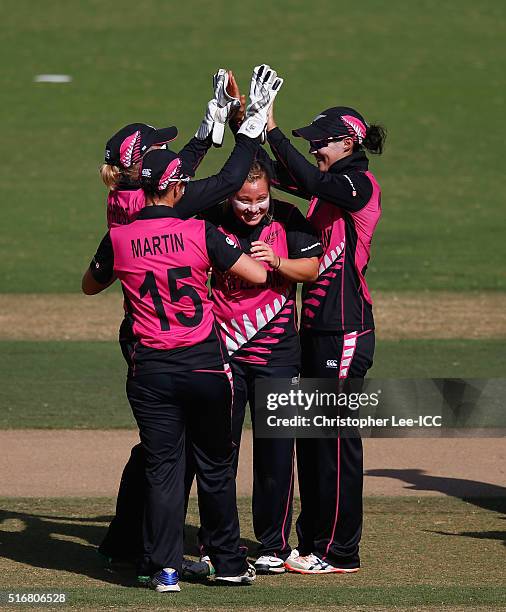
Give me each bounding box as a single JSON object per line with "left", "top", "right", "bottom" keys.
{"left": 267, "top": 99, "right": 277, "bottom": 132}
{"left": 195, "top": 68, "right": 241, "bottom": 146}
{"left": 227, "top": 71, "right": 246, "bottom": 126}
{"left": 250, "top": 240, "right": 279, "bottom": 269}
{"left": 238, "top": 64, "right": 283, "bottom": 142}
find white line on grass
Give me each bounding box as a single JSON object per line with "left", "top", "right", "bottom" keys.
{"left": 34, "top": 74, "right": 72, "bottom": 83}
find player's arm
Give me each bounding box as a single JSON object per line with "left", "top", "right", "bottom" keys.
{"left": 205, "top": 222, "right": 267, "bottom": 284}
{"left": 177, "top": 135, "right": 212, "bottom": 178}
{"left": 176, "top": 133, "right": 259, "bottom": 219}
{"left": 177, "top": 64, "right": 284, "bottom": 219}
{"left": 256, "top": 146, "right": 312, "bottom": 200}
{"left": 267, "top": 127, "right": 372, "bottom": 211}
{"left": 227, "top": 72, "right": 310, "bottom": 201}
{"left": 250, "top": 244, "right": 319, "bottom": 282}
{"left": 81, "top": 232, "right": 116, "bottom": 295}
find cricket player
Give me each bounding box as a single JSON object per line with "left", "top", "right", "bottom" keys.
{"left": 196, "top": 158, "right": 322, "bottom": 574}
{"left": 255, "top": 102, "right": 386, "bottom": 574}
{"left": 83, "top": 147, "right": 266, "bottom": 591}
{"left": 83, "top": 66, "right": 283, "bottom": 591}
{"left": 97, "top": 67, "right": 270, "bottom": 572}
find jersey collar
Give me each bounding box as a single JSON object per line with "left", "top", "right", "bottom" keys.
{"left": 328, "top": 150, "right": 369, "bottom": 174}
{"left": 137, "top": 205, "right": 182, "bottom": 219}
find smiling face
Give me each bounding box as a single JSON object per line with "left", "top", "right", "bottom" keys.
{"left": 311, "top": 136, "right": 354, "bottom": 171}
{"left": 230, "top": 176, "right": 270, "bottom": 226}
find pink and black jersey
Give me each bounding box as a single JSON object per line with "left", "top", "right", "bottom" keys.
{"left": 262, "top": 130, "right": 381, "bottom": 333}
{"left": 107, "top": 186, "right": 146, "bottom": 228}
{"left": 90, "top": 206, "right": 242, "bottom": 374}
{"left": 205, "top": 199, "right": 322, "bottom": 366}
{"left": 301, "top": 169, "right": 381, "bottom": 331}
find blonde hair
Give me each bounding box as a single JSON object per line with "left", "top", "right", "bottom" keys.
{"left": 99, "top": 161, "right": 141, "bottom": 191}
{"left": 246, "top": 160, "right": 269, "bottom": 184}
{"left": 100, "top": 164, "right": 122, "bottom": 190}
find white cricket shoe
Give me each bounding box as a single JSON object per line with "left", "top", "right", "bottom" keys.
{"left": 215, "top": 562, "right": 256, "bottom": 584}
{"left": 284, "top": 550, "right": 342, "bottom": 574}
{"left": 254, "top": 555, "right": 286, "bottom": 574}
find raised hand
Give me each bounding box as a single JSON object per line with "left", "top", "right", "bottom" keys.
{"left": 195, "top": 68, "right": 241, "bottom": 147}
{"left": 238, "top": 64, "right": 283, "bottom": 141}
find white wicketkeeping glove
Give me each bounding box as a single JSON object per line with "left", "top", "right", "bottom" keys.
{"left": 238, "top": 64, "right": 283, "bottom": 142}
{"left": 195, "top": 69, "right": 241, "bottom": 147}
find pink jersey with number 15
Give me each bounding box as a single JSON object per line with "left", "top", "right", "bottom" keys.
{"left": 110, "top": 213, "right": 216, "bottom": 351}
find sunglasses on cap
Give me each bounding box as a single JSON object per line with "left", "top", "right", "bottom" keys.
{"left": 309, "top": 136, "right": 348, "bottom": 154}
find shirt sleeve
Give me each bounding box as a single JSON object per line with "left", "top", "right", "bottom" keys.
{"left": 176, "top": 134, "right": 259, "bottom": 220}
{"left": 255, "top": 146, "right": 312, "bottom": 200}
{"left": 89, "top": 231, "right": 114, "bottom": 284}
{"left": 177, "top": 136, "right": 212, "bottom": 177}
{"left": 284, "top": 206, "right": 324, "bottom": 259}
{"left": 204, "top": 222, "right": 243, "bottom": 272}
{"left": 267, "top": 128, "right": 373, "bottom": 212}
{"left": 228, "top": 119, "right": 311, "bottom": 200}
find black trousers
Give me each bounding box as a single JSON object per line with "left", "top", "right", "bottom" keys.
{"left": 99, "top": 442, "right": 145, "bottom": 561}
{"left": 297, "top": 329, "right": 375, "bottom": 568}
{"left": 231, "top": 361, "right": 297, "bottom": 559}
{"left": 101, "top": 362, "right": 297, "bottom": 563}
{"left": 126, "top": 368, "right": 246, "bottom": 577}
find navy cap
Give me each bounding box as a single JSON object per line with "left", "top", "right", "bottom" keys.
{"left": 104, "top": 123, "right": 178, "bottom": 168}
{"left": 293, "top": 107, "right": 368, "bottom": 144}
{"left": 140, "top": 148, "right": 189, "bottom": 191}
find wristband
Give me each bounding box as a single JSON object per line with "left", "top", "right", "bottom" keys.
{"left": 272, "top": 256, "right": 281, "bottom": 271}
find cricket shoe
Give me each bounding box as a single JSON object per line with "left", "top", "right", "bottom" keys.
{"left": 214, "top": 562, "right": 256, "bottom": 585}
{"left": 284, "top": 550, "right": 345, "bottom": 574}
{"left": 181, "top": 557, "right": 213, "bottom": 580}
{"left": 254, "top": 555, "right": 286, "bottom": 574}
{"left": 150, "top": 568, "right": 181, "bottom": 592}
{"left": 200, "top": 555, "right": 216, "bottom": 576}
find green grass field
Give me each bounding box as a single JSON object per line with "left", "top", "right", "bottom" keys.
{"left": 1, "top": 0, "right": 505, "bottom": 292}
{"left": 1, "top": 3, "right": 505, "bottom": 610}
{"left": 1, "top": 496, "right": 505, "bottom": 609}
{"left": 2, "top": 338, "right": 505, "bottom": 428}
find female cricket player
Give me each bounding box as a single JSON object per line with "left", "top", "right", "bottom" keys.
{"left": 254, "top": 102, "right": 386, "bottom": 574}
{"left": 83, "top": 66, "right": 284, "bottom": 590}
{"left": 82, "top": 147, "right": 268, "bottom": 591}
{"left": 198, "top": 159, "right": 322, "bottom": 574}
{"left": 96, "top": 68, "right": 275, "bottom": 571}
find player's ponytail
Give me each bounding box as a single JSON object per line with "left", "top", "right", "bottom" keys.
{"left": 362, "top": 124, "right": 386, "bottom": 155}
{"left": 100, "top": 163, "right": 122, "bottom": 190}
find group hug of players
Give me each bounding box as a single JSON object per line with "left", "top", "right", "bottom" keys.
{"left": 82, "top": 64, "right": 386, "bottom": 593}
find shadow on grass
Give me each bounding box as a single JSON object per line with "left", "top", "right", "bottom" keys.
{"left": 0, "top": 508, "right": 258, "bottom": 585}
{"left": 366, "top": 468, "right": 506, "bottom": 545}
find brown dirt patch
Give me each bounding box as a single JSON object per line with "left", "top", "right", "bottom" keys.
{"left": 0, "top": 430, "right": 504, "bottom": 498}
{"left": 0, "top": 292, "right": 505, "bottom": 341}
